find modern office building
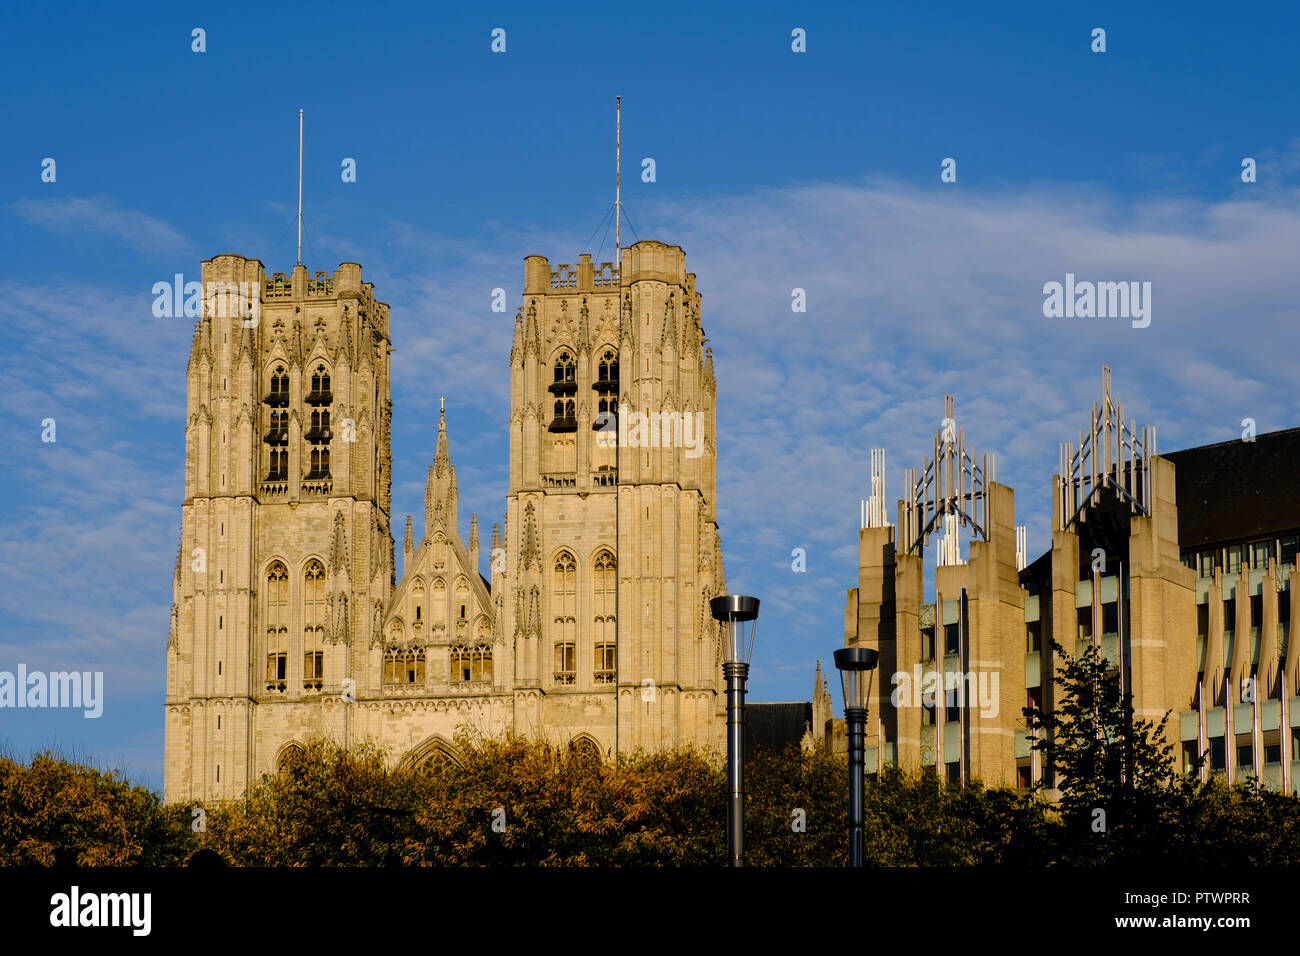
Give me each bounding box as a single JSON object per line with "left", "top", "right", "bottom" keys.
{"left": 839, "top": 367, "right": 1299, "bottom": 793}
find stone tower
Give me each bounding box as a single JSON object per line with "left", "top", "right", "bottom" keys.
{"left": 500, "top": 241, "right": 727, "bottom": 755}
{"left": 164, "top": 258, "right": 394, "bottom": 802}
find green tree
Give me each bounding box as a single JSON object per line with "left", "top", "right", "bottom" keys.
{"left": 1023, "top": 638, "right": 1176, "bottom": 862}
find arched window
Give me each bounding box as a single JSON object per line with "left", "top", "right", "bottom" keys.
{"left": 593, "top": 550, "right": 616, "bottom": 683}
{"left": 384, "top": 647, "right": 425, "bottom": 684}
{"left": 263, "top": 366, "right": 289, "bottom": 482}
{"left": 455, "top": 577, "right": 469, "bottom": 621}
{"left": 304, "top": 364, "right": 332, "bottom": 480}
{"left": 598, "top": 349, "right": 618, "bottom": 383}
{"left": 276, "top": 744, "right": 304, "bottom": 774}
{"left": 265, "top": 561, "right": 289, "bottom": 692}
{"left": 418, "top": 747, "right": 457, "bottom": 778}
{"left": 549, "top": 351, "right": 577, "bottom": 432}
{"left": 431, "top": 579, "right": 446, "bottom": 625}
{"left": 307, "top": 365, "right": 332, "bottom": 404}
{"left": 473, "top": 642, "right": 493, "bottom": 682}
{"left": 553, "top": 551, "right": 577, "bottom": 684}
{"left": 593, "top": 349, "right": 619, "bottom": 432}
{"left": 450, "top": 643, "right": 469, "bottom": 682}
{"left": 411, "top": 581, "right": 424, "bottom": 624}
{"left": 303, "top": 560, "right": 325, "bottom": 690}
{"left": 553, "top": 351, "right": 576, "bottom": 384}
{"left": 451, "top": 642, "right": 493, "bottom": 682}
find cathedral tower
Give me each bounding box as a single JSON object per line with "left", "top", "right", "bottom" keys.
{"left": 164, "top": 259, "right": 394, "bottom": 802}
{"left": 501, "top": 241, "right": 727, "bottom": 755}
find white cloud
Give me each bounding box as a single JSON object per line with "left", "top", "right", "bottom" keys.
{"left": 10, "top": 195, "right": 193, "bottom": 258}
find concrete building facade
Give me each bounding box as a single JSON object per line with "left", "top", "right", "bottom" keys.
{"left": 839, "top": 368, "right": 1300, "bottom": 794}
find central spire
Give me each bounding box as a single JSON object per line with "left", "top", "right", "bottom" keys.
{"left": 425, "top": 401, "right": 458, "bottom": 535}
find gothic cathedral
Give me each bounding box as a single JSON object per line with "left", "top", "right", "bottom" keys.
{"left": 164, "top": 241, "right": 728, "bottom": 802}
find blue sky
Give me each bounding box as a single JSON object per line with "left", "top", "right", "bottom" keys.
{"left": 1, "top": 0, "right": 1298, "bottom": 792}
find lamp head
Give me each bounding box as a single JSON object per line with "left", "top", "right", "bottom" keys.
{"left": 711, "top": 595, "right": 760, "bottom": 665}
{"left": 833, "top": 645, "right": 880, "bottom": 713}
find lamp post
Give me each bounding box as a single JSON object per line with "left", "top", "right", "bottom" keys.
{"left": 834, "top": 645, "right": 879, "bottom": 868}
{"left": 711, "top": 594, "right": 760, "bottom": 868}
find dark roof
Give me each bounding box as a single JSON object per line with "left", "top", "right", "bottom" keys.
{"left": 745, "top": 702, "right": 811, "bottom": 758}
{"left": 1164, "top": 427, "right": 1300, "bottom": 549}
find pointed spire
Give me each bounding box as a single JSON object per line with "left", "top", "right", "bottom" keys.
{"left": 704, "top": 346, "right": 716, "bottom": 394}
{"left": 188, "top": 319, "right": 202, "bottom": 369}
{"left": 578, "top": 296, "right": 591, "bottom": 354}
{"left": 469, "top": 513, "right": 479, "bottom": 552}
{"left": 403, "top": 514, "right": 413, "bottom": 557}
{"left": 510, "top": 308, "right": 524, "bottom": 365}
{"left": 425, "top": 400, "right": 459, "bottom": 533}
{"left": 491, "top": 522, "right": 501, "bottom": 553}
{"left": 661, "top": 291, "right": 677, "bottom": 350}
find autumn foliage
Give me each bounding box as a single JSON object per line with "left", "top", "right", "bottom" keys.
{"left": 2, "top": 735, "right": 1300, "bottom": 866}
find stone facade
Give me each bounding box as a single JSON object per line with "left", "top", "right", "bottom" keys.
{"left": 164, "top": 242, "right": 728, "bottom": 803}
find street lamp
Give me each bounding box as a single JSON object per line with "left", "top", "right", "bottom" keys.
{"left": 834, "top": 645, "right": 879, "bottom": 868}
{"left": 711, "top": 594, "right": 760, "bottom": 868}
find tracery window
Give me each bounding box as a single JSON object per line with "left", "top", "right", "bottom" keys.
{"left": 265, "top": 561, "right": 289, "bottom": 692}
{"left": 553, "top": 551, "right": 577, "bottom": 683}
{"left": 593, "top": 348, "right": 619, "bottom": 430}
{"left": 263, "top": 367, "right": 289, "bottom": 481}
{"left": 549, "top": 350, "right": 577, "bottom": 432}
{"left": 303, "top": 559, "right": 326, "bottom": 690}
{"left": 593, "top": 550, "right": 616, "bottom": 681}
{"left": 304, "top": 364, "right": 332, "bottom": 480}
{"left": 384, "top": 647, "right": 425, "bottom": 684}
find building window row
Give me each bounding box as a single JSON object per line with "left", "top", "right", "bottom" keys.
{"left": 382, "top": 643, "right": 494, "bottom": 685}
{"left": 1182, "top": 535, "right": 1299, "bottom": 579}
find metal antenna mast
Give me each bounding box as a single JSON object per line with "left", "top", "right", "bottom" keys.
{"left": 297, "top": 108, "right": 304, "bottom": 265}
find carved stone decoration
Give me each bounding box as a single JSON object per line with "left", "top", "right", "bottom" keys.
{"left": 698, "top": 587, "right": 711, "bottom": 643}
{"left": 621, "top": 293, "right": 633, "bottom": 343}
{"left": 167, "top": 603, "right": 179, "bottom": 652}
{"left": 521, "top": 501, "right": 540, "bottom": 571}
{"left": 527, "top": 585, "right": 541, "bottom": 639}
{"left": 525, "top": 301, "right": 540, "bottom": 360}
{"left": 661, "top": 291, "right": 676, "bottom": 350}
{"left": 330, "top": 592, "right": 349, "bottom": 646}
{"left": 578, "top": 297, "right": 591, "bottom": 354}
{"left": 682, "top": 297, "right": 699, "bottom": 358}
{"left": 514, "top": 588, "right": 525, "bottom": 640}
{"left": 330, "top": 512, "right": 348, "bottom": 574}
{"left": 371, "top": 600, "right": 384, "bottom": 648}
